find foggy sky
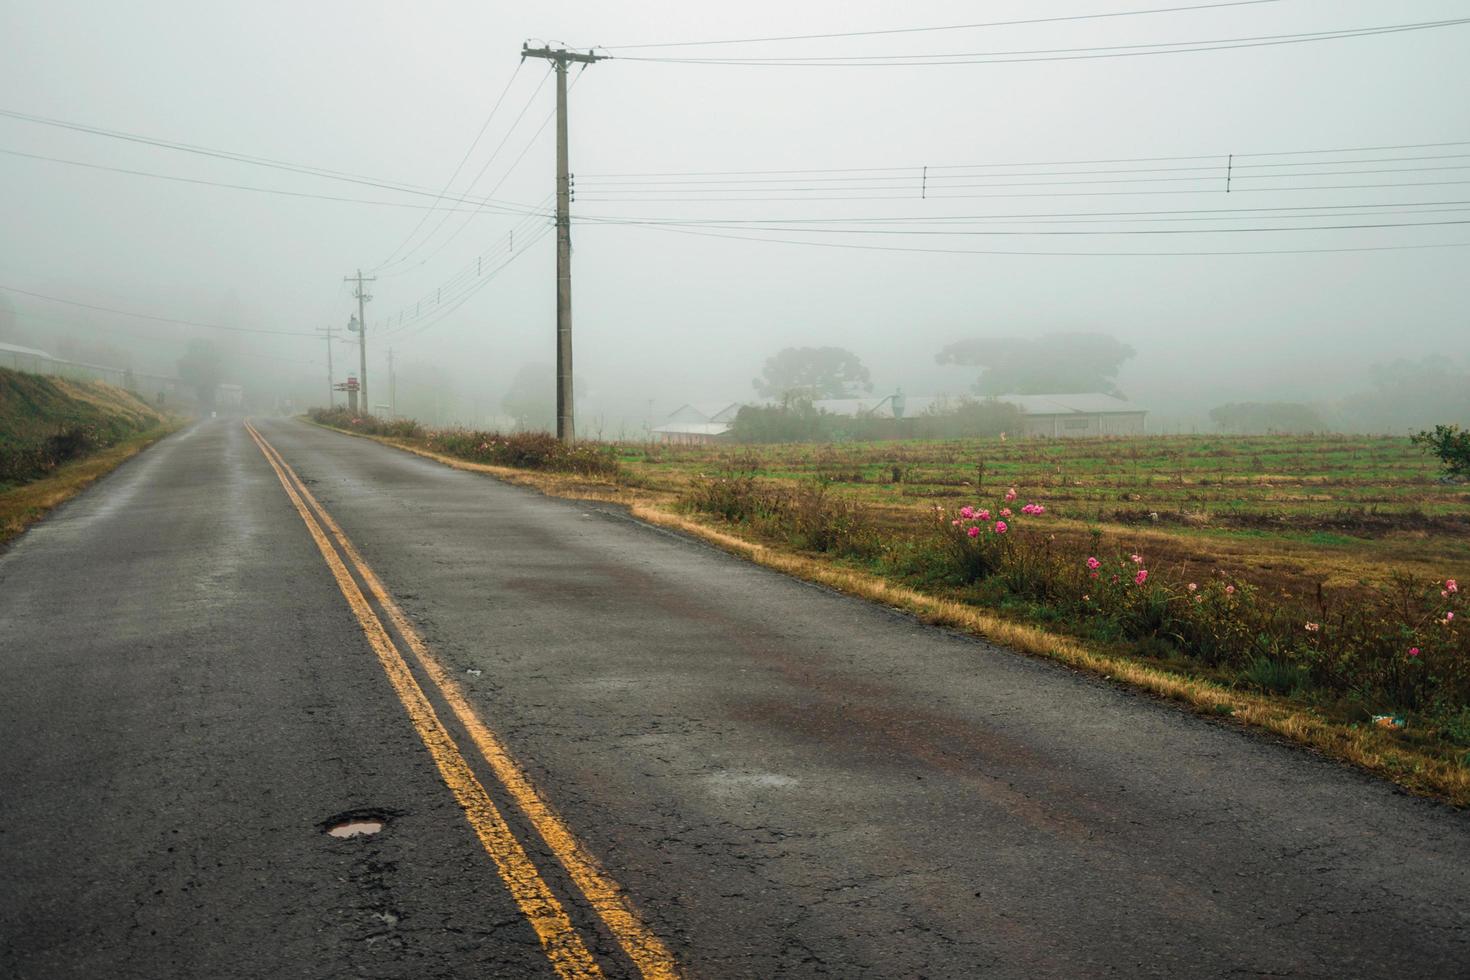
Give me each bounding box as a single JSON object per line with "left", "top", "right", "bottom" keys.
{"left": 2, "top": 0, "right": 1467, "bottom": 433}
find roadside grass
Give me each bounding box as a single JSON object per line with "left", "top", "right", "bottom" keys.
{"left": 0, "top": 422, "right": 181, "bottom": 548}
{"left": 0, "top": 367, "right": 179, "bottom": 548}
{"left": 310, "top": 414, "right": 1470, "bottom": 806}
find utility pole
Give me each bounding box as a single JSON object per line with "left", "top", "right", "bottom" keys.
{"left": 344, "top": 269, "right": 375, "bottom": 414}
{"left": 521, "top": 44, "right": 602, "bottom": 442}
{"left": 315, "top": 326, "right": 338, "bottom": 407}
{"left": 387, "top": 346, "right": 397, "bottom": 418}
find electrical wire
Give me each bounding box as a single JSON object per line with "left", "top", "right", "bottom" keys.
{"left": 386, "top": 224, "right": 555, "bottom": 342}
{"left": 0, "top": 284, "right": 317, "bottom": 337}
{"left": 577, "top": 179, "right": 1470, "bottom": 203}
{"left": 610, "top": 220, "right": 1470, "bottom": 256}
{"left": 370, "top": 61, "right": 526, "bottom": 271}
{"left": 373, "top": 68, "right": 554, "bottom": 275}
{"left": 0, "top": 147, "right": 542, "bottom": 215}
{"left": 614, "top": 17, "right": 1470, "bottom": 66}
{"left": 579, "top": 216, "right": 1470, "bottom": 236}
{"left": 576, "top": 153, "right": 1470, "bottom": 186}
{"left": 578, "top": 142, "right": 1470, "bottom": 179}
{"left": 567, "top": 200, "right": 1470, "bottom": 226}
{"left": 598, "top": 0, "right": 1282, "bottom": 49}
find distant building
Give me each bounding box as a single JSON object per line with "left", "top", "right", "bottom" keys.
{"left": 999, "top": 393, "right": 1147, "bottom": 437}
{"left": 0, "top": 341, "right": 56, "bottom": 373}
{"left": 651, "top": 402, "right": 742, "bottom": 444}
{"left": 812, "top": 393, "right": 945, "bottom": 419}
{"left": 812, "top": 390, "right": 1147, "bottom": 437}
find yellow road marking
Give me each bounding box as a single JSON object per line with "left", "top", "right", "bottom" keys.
{"left": 249, "top": 421, "right": 681, "bottom": 980}
{"left": 243, "top": 422, "right": 603, "bottom": 979}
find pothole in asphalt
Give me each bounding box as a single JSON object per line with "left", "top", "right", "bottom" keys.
{"left": 322, "top": 809, "right": 391, "bottom": 839}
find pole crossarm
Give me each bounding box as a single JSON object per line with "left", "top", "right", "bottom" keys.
{"left": 521, "top": 45, "right": 605, "bottom": 65}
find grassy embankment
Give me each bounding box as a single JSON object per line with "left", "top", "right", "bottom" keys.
{"left": 308, "top": 408, "right": 1470, "bottom": 805}
{"left": 0, "top": 367, "right": 178, "bottom": 546}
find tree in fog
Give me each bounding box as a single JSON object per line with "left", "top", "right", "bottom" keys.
{"left": 176, "top": 338, "right": 223, "bottom": 408}
{"left": 1209, "top": 401, "right": 1327, "bottom": 434}
{"left": 753, "top": 346, "right": 873, "bottom": 401}
{"left": 936, "top": 332, "right": 1136, "bottom": 396}
{"left": 501, "top": 363, "right": 556, "bottom": 431}
{"left": 1339, "top": 357, "right": 1470, "bottom": 432}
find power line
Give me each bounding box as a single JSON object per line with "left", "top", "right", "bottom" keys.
{"left": 569, "top": 200, "right": 1470, "bottom": 226}
{"left": 613, "top": 221, "right": 1470, "bottom": 257}
{"left": 10, "top": 309, "right": 325, "bottom": 366}
{"left": 370, "top": 61, "right": 527, "bottom": 271}
{"left": 583, "top": 217, "right": 1470, "bottom": 237}
{"left": 0, "top": 146, "right": 542, "bottom": 215}
{"left": 577, "top": 142, "right": 1470, "bottom": 179}
{"left": 577, "top": 164, "right": 1470, "bottom": 195}
{"left": 598, "top": 0, "right": 1282, "bottom": 49}
{"left": 0, "top": 284, "right": 316, "bottom": 336}
{"left": 384, "top": 224, "right": 556, "bottom": 342}
{"left": 615, "top": 17, "right": 1470, "bottom": 66}
{"left": 372, "top": 68, "right": 554, "bottom": 275}
{"left": 577, "top": 179, "right": 1470, "bottom": 203}
{"left": 0, "top": 106, "right": 542, "bottom": 212}
{"left": 576, "top": 153, "right": 1470, "bottom": 186}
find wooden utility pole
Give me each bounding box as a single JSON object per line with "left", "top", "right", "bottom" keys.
{"left": 521, "top": 44, "right": 602, "bottom": 442}
{"left": 315, "top": 326, "right": 337, "bottom": 407}
{"left": 387, "top": 346, "right": 396, "bottom": 418}
{"left": 344, "top": 269, "right": 375, "bottom": 413}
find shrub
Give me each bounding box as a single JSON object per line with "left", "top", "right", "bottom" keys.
{"left": 1412, "top": 424, "right": 1470, "bottom": 478}
{"left": 308, "top": 408, "right": 621, "bottom": 479}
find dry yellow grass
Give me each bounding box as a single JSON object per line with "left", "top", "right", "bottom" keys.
{"left": 320, "top": 424, "right": 1470, "bottom": 807}
{"left": 0, "top": 423, "right": 181, "bottom": 547}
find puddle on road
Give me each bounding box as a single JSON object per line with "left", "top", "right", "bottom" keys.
{"left": 327, "top": 819, "right": 384, "bottom": 838}
{"left": 322, "top": 809, "right": 391, "bottom": 838}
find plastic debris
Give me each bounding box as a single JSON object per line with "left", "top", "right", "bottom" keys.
{"left": 1371, "top": 714, "right": 1406, "bottom": 730}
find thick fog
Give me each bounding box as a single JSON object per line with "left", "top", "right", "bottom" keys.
{"left": 2, "top": 0, "right": 1466, "bottom": 435}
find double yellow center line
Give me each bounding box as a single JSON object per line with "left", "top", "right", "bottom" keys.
{"left": 244, "top": 421, "right": 677, "bottom": 980}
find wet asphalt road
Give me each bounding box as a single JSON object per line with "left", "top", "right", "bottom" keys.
{"left": 2, "top": 416, "right": 1468, "bottom": 978}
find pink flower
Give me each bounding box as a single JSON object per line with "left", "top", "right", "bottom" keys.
{"left": 1134, "top": 569, "right": 1149, "bottom": 585}
{"left": 1408, "top": 647, "right": 1421, "bottom": 657}
{"left": 951, "top": 519, "right": 962, "bottom": 527}
{"left": 967, "top": 525, "right": 981, "bottom": 538}
{"left": 1082, "top": 594, "right": 1091, "bottom": 601}
{"left": 1032, "top": 504, "right": 1045, "bottom": 515}
{"left": 1086, "top": 556, "right": 1101, "bottom": 570}
{"left": 1194, "top": 594, "right": 1204, "bottom": 603}
{"left": 994, "top": 521, "right": 1008, "bottom": 534}
{"left": 1225, "top": 585, "right": 1236, "bottom": 595}
{"left": 977, "top": 509, "right": 991, "bottom": 521}
{"left": 1304, "top": 622, "right": 1320, "bottom": 632}
{"left": 1005, "top": 488, "right": 1017, "bottom": 501}
{"left": 999, "top": 508, "right": 1013, "bottom": 518}
{"left": 1448, "top": 611, "right": 1456, "bottom": 621}
{"left": 1187, "top": 582, "right": 1198, "bottom": 592}
{"left": 1447, "top": 579, "right": 1459, "bottom": 594}
{"left": 1130, "top": 554, "right": 1144, "bottom": 564}
{"left": 959, "top": 506, "right": 975, "bottom": 519}
{"left": 1090, "top": 571, "right": 1099, "bottom": 579}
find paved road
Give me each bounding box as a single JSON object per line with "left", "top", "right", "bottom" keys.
{"left": 2, "top": 417, "right": 1468, "bottom": 978}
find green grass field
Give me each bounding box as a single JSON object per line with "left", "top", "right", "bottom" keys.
{"left": 616, "top": 434, "right": 1470, "bottom": 594}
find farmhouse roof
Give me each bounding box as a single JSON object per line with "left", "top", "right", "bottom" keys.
{"left": 666, "top": 402, "right": 742, "bottom": 423}
{"left": 997, "top": 393, "right": 1143, "bottom": 416}
{"left": 0, "top": 341, "right": 55, "bottom": 360}
{"left": 651, "top": 421, "right": 733, "bottom": 437}
{"left": 812, "top": 395, "right": 946, "bottom": 418}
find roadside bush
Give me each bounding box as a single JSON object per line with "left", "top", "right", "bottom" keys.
{"left": 684, "top": 473, "right": 878, "bottom": 559}
{"left": 1412, "top": 424, "right": 1470, "bottom": 478}
{"left": 914, "top": 484, "right": 1469, "bottom": 723}
{"left": 308, "top": 407, "right": 621, "bottom": 479}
